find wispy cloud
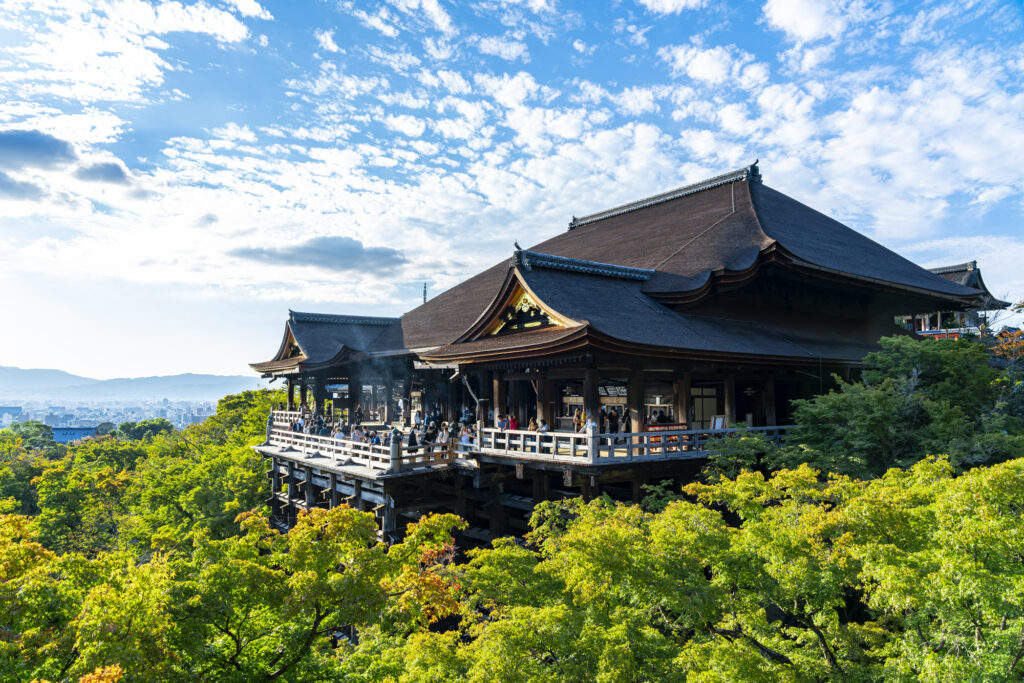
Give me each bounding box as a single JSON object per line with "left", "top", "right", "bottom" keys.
{"left": 231, "top": 236, "right": 408, "bottom": 272}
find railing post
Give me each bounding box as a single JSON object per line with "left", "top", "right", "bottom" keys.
{"left": 586, "top": 424, "right": 598, "bottom": 463}
{"left": 389, "top": 430, "right": 402, "bottom": 473}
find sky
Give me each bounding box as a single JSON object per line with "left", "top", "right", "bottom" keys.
{"left": 1, "top": 0, "right": 1022, "bottom": 379}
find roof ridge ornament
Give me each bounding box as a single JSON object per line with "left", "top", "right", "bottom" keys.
{"left": 516, "top": 249, "right": 654, "bottom": 281}
{"left": 288, "top": 310, "right": 398, "bottom": 326}
{"left": 568, "top": 161, "right": 762, "bottom": 231}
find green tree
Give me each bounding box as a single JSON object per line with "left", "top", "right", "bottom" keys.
{"left": 8, "top": 420, "right": 57, "bottom": 451}
{"left": 116, "top": 418, "right": 173, "bottom": 441}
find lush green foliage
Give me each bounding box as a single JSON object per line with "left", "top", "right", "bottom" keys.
{"left": 2, "top": 337, "right": 1023, "bottom": 681}
{"left": 329, "top": 458, "right": 1024, "bottom": 682}
{"left": 706, "top": 335, "right": 1024, "bottom": 480}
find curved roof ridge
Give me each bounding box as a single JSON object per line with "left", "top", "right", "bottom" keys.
{"left": 928, "top": 261, "right": 976, "bottom": 275}
{"left": 567, "top": 161, "right": 760, "bottom": 230}
{"left": 747, "top": 182, "right": 986, "bottom": 300}
{"left": 516, "top": 249, "right": 655, "bottom": 281}
{"left": 289, "top": 310, "right": 399, "bottom": 325}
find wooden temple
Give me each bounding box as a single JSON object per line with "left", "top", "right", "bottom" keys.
{"left": 250, "top": 163, "right": 1002, "bottom": 541}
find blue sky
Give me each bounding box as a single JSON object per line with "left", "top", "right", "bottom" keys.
{"left": 0, "top": 0, "right": 1022, "bottom": 379}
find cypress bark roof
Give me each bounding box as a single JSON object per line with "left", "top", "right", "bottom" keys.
{"left": 253, "top": 164, "right": 1005, "bottom": 370}
{"left": 250, "top": 311, "right": 399, "bottom": 374}
{"left": 927, "top": 261, "right": 1009, "bottom": 309}
{"left": 394, "top": 163, "right": 991, "bottom": 352}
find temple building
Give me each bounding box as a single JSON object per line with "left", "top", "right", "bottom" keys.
{"left": 896, "top": 261, "right": 1008, "bottom": 338}
{"left": 250, "top": 163, "right": 1005, "bottom": 540}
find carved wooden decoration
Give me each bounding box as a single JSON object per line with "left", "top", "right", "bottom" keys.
{"left": 489, "top": 292, "right": 554, "bottom": 336}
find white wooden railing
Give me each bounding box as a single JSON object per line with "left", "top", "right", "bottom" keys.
{"left": 267, "top": 428, "right": 452, "bottom": 473}
{"left": 266, "top": 412, "right": 791, "bottom": 470}
{"left": 591, "top": 425, "right": 791, "bottom": 464}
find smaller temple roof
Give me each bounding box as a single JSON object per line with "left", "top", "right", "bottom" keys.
{"left": 927, "top": 262, "right": 1009, "bottom": 309}
{"left": 250, "top": 310, "right": 400, "bottom": 374}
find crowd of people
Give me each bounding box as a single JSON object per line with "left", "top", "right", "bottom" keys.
{"left": 278, "top": 400, "right": 675, "bottom": 455}
{"left": 280, "top": 402, "right": 479, "bottom": 452}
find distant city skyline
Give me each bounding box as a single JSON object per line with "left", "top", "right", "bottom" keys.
{"left": 1, "top": 0, "right": 1022, "bottom": 379}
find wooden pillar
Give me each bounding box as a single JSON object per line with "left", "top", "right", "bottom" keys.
{"left": 353, "top": 480, "right": 364, "bottom": 511}
{"left": 724, "top": 373, "right": 736, "bottom": 426}
{"left": 534, "top": 373, "right": 546, "bottom": 426}
{"left": 303, "top": 466, "right": 315, "bottom": 509}
{"left": 286, "top": 379, "right": 295, "bottom": 410}
{"left": 346, "top": 375, "right": 358, "bottom": 424}
{"left": 493, "top": 372, "right": 507, "bottom": 425}
{"left": 329, "top": 472, "right": 339, "bottom": 508}
{"left": 314, "top": 374, "right": 329, "bottom": 414}
{"left": 489, "top": 483, "right": 508, "bottom": 537}
{"left": 583, "top": 367, "right": 599, "bottom": 425}
{"left": 382, "top": 494, "right": 397, "bottom": 542}
{"left": 538, "top": 375, "right": 555, "bottom": 428}
{"left": 508, "top": 380, "right": 517, "bottom": 423}
{"left": 627, "top": 370, "right": 644, "bottom": 433}
{"left": 286, "top": 460, "right": 298, "bottom": 512}
{"left": 454, "top": 475, "right": 467, "bottom": 518}
{"left": 383, "top": 375, "right": 393, "bottom": 424}
{"left": 299, "top": 381, "right": 308, "bottom": 409}
{"left": 673, "top": 371, "right": 691, "bottom": 427}
{"left": 402, "top": 369, "right": 413, "bottom": 427}
{"left": 270, "top": 457, "right": 282, "bottom": 517}
{"left": 764, "top": 374, "right": 777, "bottom": 426}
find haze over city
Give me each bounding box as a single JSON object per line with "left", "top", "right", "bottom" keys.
{"left": 2, "top": 0, "right": 1022, "bottom": 380}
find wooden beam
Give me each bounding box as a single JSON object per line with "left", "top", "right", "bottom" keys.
{"left": 673, "top": 371, "right": 691, "bottom": 427}
{"left": 724, "top": 373, "right": 736, "bottom": 426}
{"left": 583, "top": 367, "right": 599, "bottom": 424}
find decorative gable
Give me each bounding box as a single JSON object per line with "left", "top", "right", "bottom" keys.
{"left": 488, "top": 291, "right": 555, "bottom": 336}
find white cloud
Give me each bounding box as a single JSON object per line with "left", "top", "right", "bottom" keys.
{"left": 423, "top": 36, "right": 456, "bottom": 60}
{"left": 572, "top": 39, "right": 595, "bottom": 55}
{"left": 212, "top": 122, "right": 257, "bottom": 143}
{"left": 475, "top": 71, "right": 556, "bottom": 108}
{"left": 366, "top": 45, "right": 421, "bottom": 73}
{"left": 315, "top": 29, "right": 343, "bottom": 53}
{"left": 762, "top": 0, "right": 848, "bottom": 43}
{"left": 613, "top": 19, "right": 652, "bottom": 47}
{"left": 658, "top": 42, "right": 767, "bottom": 88}
{"left": 353, "top": 7, "right": 400, "bottom": 37}
{"left": 385, "top": 114, "right": 427, "bottom": 137}
{"left": 222, "top": 0, "right": 273, "bottom": 20}
{"left": 636, "top": 0, "right": 707, "bottom": 14}
{"left": 0, "top": 0, "right": 249, "bottom": 104}
{"left": 475, "top": 35, "right": 530, "bottom": 62}
{"left": 386, "top": 0, "right": 456, "bottom": 36}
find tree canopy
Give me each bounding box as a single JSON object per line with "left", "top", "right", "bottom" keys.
{"left": 1, "top": 335, "right": 1023, "bottom": 681}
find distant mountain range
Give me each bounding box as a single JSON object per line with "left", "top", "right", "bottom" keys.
{"left": 0, "top": 366, "right": 268, "bottom": 401}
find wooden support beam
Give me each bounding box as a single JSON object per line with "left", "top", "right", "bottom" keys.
{"left": 493, "top": 371, "right": 507, "bottom": 425}
{"left": 627, "top": 370, "right": 643, "bottom": 434}
{"left": 382, "top": 495, "right": 397, "bottom": 542}
{"left": 724, "top": 373, "right": 736, "bottom": 426}
{"left": 329, "top": 472, "right": 339, "bottom": 508}
{"left": 354, "top": 480, "right": 365, "bottom": 511}
{"left": 304, "top": 466, "right": 315, "bottom": 508}
{"left": 583, "top": 367, "right": 599, "bottom": 424}
{"left": 270, "top": 457, "right": 282, "bottom": 517}
{"left": 673, "top": 371, "right": 691, "bottom": 427}
{"left": 764, "top": 374, "right": 777, "bottom": 427}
